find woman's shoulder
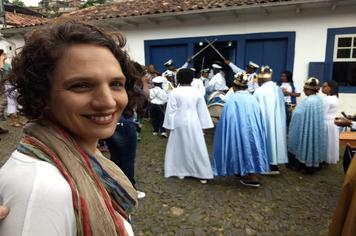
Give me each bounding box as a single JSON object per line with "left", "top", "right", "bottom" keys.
{"left": 0, "top": 150, "right": 73, "bottom": 199}
{"left": 0, "top": 151, "right": 76, "bottom": 236}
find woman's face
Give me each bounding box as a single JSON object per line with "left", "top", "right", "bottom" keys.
{"left": 48, "top": 44, "right": 128, "bottom": 151}
{"left": 322, "top": 82, "right": 331, "bottom": 95}
{"left": 280, "top": 73, "right": 288, "bottom": 83}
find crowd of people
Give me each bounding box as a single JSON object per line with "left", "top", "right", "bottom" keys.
{"left": 142, "top": 57, "right": 342, "bottom": 184}
{"left": 0, "top": 20, "right": 355, "bottom": 235}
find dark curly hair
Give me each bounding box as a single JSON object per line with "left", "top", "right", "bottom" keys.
{"left": 9, "top": 20, "right": 141, "bottom": 119}
{"left": 325, "top": 80, "right": 339, "bottom": 97}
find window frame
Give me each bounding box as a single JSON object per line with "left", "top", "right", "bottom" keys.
{"left": 333, "top": 34, "right": 356, "bottom": 62}
{"left": 326, "top": 27, "right": 356, "bottom": 93}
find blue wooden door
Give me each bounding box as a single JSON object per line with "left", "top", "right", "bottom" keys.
{"left": 149, "top": 44, "right": 188, "bottom": 73}
{"left": 245, "top": 38, "right": 288, "bottom": 82}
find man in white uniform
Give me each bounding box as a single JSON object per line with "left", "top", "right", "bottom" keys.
{"left": 162, "top": 58, "right": 191, "bottom": 85}
{"left": 206, "top": 64, "right": 228, "bottom": 93}
{"left": 200, "top": 68, "right": 210, "bottom": 87}
{"left": 224, "top": 60, "right": 260, "bottom": 93}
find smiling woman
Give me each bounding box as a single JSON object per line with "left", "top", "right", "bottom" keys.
{"left": 0, "top": 20, "right": 141, "bottom": 236}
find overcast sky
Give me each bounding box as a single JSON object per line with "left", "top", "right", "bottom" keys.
{"left": 21, "top": 0, "right": 40, "bottom": 7}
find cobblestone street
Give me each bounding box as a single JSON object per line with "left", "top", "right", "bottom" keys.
{"left": 0, "top": 120, "right": 344, "bottom": 235}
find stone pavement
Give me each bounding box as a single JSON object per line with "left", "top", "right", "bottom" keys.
{"left": 0, "top": 120, "right": 344, "bottom": 235}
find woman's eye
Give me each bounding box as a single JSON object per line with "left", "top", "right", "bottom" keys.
{"left": 110, "top": 81, "right": 125, "bottom": 90}
{"left": 68, "top": 83, "right": 92, "bottom": 91}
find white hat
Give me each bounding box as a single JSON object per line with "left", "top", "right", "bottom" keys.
{"left": 152, "top": 76, "right": 164, "bottom": 83}
{"left": 201, "top": 68, "right": 210, "bottom": 73}
{"left": 212, "top": 64, "right": 222, "bottom": 69}
{"left": 248, "top": 61, "right": 259, "bottom": 69}
{"left": 190, "top": 68, "right": 196, "bottom": 72}
{"left": 164, "top": 59, "right": 173, "bottom": 66}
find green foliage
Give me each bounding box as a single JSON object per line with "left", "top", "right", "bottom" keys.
{"left": 38, "top": 0, "right": 49, "bottom": 8}
{"left": 80, "top": 0, "right": 105, "bottom": 9}
{"left": 11, "top": 0, "right": 26, "bottom": 7}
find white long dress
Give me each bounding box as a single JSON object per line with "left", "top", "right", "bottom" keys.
{"left": 163, "top": 86, "right": 214, "bottom": 179}
{"left": 323, "top": 95, "right": 339, "bottom": 164}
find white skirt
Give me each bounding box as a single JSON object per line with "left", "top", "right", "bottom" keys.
{"left": 324, "top": 119, "right": 339, "bottom": 164}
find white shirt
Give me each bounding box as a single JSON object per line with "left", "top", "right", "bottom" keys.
{"left": 280, "top": 82, "right": 300, "bottom": 104}
{"left": 191, "top": 78, "right": 206, "bottom": 96}
{"left": 200, "top": 76, "right": 209, "bottom": 87}
{"left": 207, "top": 72, "right": 228, "bottom": 91}
{"left": 0, "top": 151, "right": 134, "bottom": 236}
{"left": 149, "top": 86, "right": 168, "bottom": 105}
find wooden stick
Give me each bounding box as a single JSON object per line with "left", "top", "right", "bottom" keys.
{"left": 205, "top": 38, "right": 225, "bottom": 60}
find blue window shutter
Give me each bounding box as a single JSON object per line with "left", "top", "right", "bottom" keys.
{"left": 308, "top": 62, "right": 331, "bottom": 84}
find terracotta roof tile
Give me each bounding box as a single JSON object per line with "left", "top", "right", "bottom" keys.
{"left": 64, "top": 0, "right": 296, "bottom": 21}
{"left": 4, "top": 12, "right": 48, "bottom": 27}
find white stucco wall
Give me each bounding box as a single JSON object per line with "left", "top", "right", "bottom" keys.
{"left": 0, "top": 34, "right": 24, "bottom": 62}
{"left": 121, "top": 5, "right": 356, "bottom": 114}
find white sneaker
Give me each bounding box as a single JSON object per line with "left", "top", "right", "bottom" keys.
{"left": 137, "top": 190, "right": 146, "bottom": 199}
{"left": 152, "top": 132, "right": 158, "bottom": 136}
{"left": 161, "top": 132, "right": 168, "bottom": 138}
{"left": 178, "top": 176, "right": 185, "bottom": 179}
{"left": 200, "top": 180, "right": 207, "bottom": 184}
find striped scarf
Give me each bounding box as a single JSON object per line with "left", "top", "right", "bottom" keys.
{"left": 17, "top": 121, "right": 138, "bottom": 236}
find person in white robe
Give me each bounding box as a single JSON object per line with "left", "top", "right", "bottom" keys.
{"left": 254, "top": 66, "right": 288, "bottom": 174}
{"left": 191, "top": 77, "right": 205, "bottom": 96}
{"left": 321, "top": 80, "right": 339, "bottom": 164}
{"left": 163, "top": 68, "right": 214, "bottom": 183}
{"left": 224, "top": 60, "right": 260, "bottom": 93}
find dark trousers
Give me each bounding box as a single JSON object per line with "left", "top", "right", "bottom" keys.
{"left": 149, "top": 104, "right": 165, "bottom": 133}
{"left": 105, "top": 121, "right": 137, "bottom": 187}
{"left": 287, "top": 152, "right": 317, "bottom": 174}
{"left": 285, "top": 103, "right": 293, "bottom": 128}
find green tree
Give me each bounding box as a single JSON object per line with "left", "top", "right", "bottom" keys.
{"left": 80, "top": 0, "right": 105, "bottom": 9}
{"left": 11, "top": 0, "right": 26, "bottom": 7}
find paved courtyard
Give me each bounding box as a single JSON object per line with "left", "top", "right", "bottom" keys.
{"left": 0, "top": 120, "right": 344, "bottom": 235}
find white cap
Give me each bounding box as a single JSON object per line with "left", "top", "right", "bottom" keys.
{"left": 201, "top": 68, "right": 210, "bottom": 73}
{"left": 248, "top": 61, "right": 260, "bottom": 69}
{"left": 190, "top": 68, "right": 196, "bottom": 72}
{"left": 164, "top": 59, "right": 173, "bottom": 66}
{"left": 212, "top": 64, "right": 222, "bottom": 69}
{"left": 152, "top": 76, "right": 164, "bottom": 83}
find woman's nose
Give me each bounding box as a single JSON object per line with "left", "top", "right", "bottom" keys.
{"left": 91, "top": 85, "right": 116, "bottom": 109}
